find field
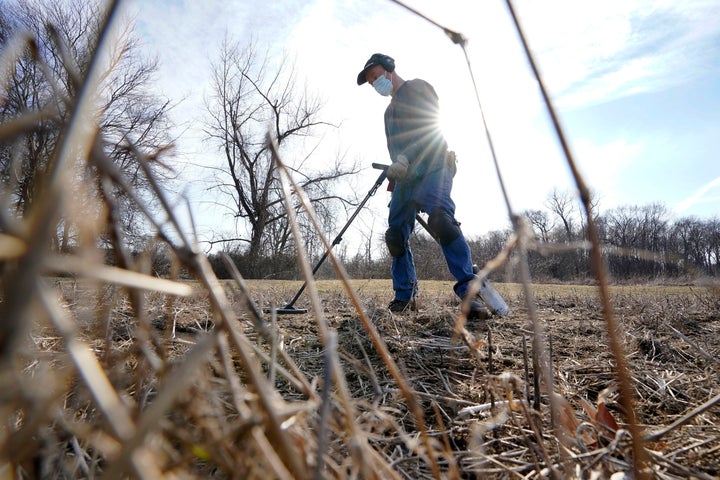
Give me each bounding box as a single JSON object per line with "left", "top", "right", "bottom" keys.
{"left": 3, "top": 3, "right": 718, "bottom": 478}
{"left": 250, "top": 280, "right": 720, "bottom": 478}
{"left": 6, "top": 277, "right": 718, "bottom": 479}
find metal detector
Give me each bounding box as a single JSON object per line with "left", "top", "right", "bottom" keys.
{"left": 264, "top": 165, "right": 389, "bottom": 314}
{"left": 267, "top": 163, "right": 510, "bottom": 316}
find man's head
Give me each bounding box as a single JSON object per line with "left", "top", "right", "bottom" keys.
{"left": 356, "top": 53, "right": 395, "bottom": 86}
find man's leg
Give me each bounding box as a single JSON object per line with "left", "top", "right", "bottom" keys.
{"left": 429, "top": 211, "right": 490, "bottom": 318}
{"left": 385, "top": 225, "right": 417, "bottom": 302}
{"left": 386, "top": 188, "right": 418, "bottom": 304}
{"left": 418, "top": 170, "right": 488, "bottom": 318}
{"left": 427, "top": 208, "right": 475, "bottom": 298}
{"left": 417, "top": 171, "right": 472, "bottom": 294}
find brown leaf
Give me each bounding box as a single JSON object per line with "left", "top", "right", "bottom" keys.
{"left": 578, "top": 397, "right": 598, "bottom": 421}
{"left": 552, "top": 393, "right": 579, "bottom": 448}
{"left": 596, "top": 402, "right": 620, "bottom": 435}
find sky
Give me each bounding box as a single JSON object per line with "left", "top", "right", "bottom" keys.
{"left": 125, "top": 0, "right": 720, "bottom": 255}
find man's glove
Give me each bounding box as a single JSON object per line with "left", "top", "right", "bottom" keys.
{"left": 386, "top": 155, "right": 409, "bottom": 181}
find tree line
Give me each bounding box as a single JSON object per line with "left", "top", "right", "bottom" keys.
{"left": 520, "top": 201, "right": 718, "bottom": 282}
{"left": 208, "top": 194, "right": 719, "bottom": 283}
{"left": 513, "top": 191, "right": 719, "bottom": 281}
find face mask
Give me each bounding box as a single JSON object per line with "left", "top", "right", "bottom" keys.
{"left": 372, "top": 74, "right": 392, "bottom": 96}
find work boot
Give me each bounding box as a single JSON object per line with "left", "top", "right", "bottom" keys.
{"left": 467, "top": 299, "right": 490, "bottom": 320}
{"left": 388, "top": 298, "right": 416, "bottom": 313}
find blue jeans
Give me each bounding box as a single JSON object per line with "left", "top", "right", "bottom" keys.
{"left": 387, "top": 167, "right": 476, "bottom": 302}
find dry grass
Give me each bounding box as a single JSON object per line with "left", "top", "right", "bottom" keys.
{"left": 3, "top": 279, "right": 720, "bottom": 478}
{"left": 8, "top": 278, "right": 718, "bottom": 479}
{"left": 2, "top": 2, "right": 720, "bottom": 479}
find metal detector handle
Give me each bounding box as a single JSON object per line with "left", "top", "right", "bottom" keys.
{"left": 331, "top": 166, "right": 388, "bottom": 247}
{"left": 280, "top": 165, "right": 390, "bottom": 310}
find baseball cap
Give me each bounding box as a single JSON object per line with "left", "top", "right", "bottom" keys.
{"left": 356, "top": 53, "right": 395, "bottom": 85}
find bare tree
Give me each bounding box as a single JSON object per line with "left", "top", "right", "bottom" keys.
{"left": 545, "top": 188, "right": 586, "bottom": 278}
{"left": 670, "top": 216, "right": 713, "bottom": 274}
{"left": 707, "top": 217, "right": 720, "bottom": 276}
{"left": 0, "top": 0, "right": 175, "bottom": 251}
{"left": 600, "top": 203, "right": 674, "bottom": 278}
{"left": 604, "top": 205, "right": 644, "bottom": 278}
{"left": 203, "top": 38, "right": 358, "bottom": 267}
{"left": 546, "top": 188, "right": 577, "bottom": 242}
{"left": 524, "top": 209, "right": 554, "bottom": 243}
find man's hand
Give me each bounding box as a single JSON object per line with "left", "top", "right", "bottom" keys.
{"left": 386, "top": 155, "right": 409, "bottom": 181}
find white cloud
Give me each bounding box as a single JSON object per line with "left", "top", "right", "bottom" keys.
{"left": 672, "top": 176, "right": 720, "bottom": 217}
{"left": 514, "top": 0, "right": 720, "bottom": 109}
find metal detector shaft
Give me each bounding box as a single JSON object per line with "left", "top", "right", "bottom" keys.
{"left": 279, "top": 166, "right": 389, "bottom": 311}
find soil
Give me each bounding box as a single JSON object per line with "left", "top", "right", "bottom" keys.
{"left": 234, "top": 280, "right": 720, "bottom": 479}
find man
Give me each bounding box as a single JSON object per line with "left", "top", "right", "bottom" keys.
{"left": 356, "top": 53, "right": 490, "bottom": 319}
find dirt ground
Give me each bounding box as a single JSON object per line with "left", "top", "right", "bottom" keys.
{"left": 223, "top": 280, "right": 720, "bottom": 479}
{"left": 12, "top": 278, "right": 719, "bottom": 479}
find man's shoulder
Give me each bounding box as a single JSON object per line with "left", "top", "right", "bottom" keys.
{"left": 402, "top": 78, "right": 437, "bottom": 96}
{"left": 406, "top": 78, "right": 433, "bottom": 89}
